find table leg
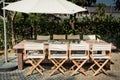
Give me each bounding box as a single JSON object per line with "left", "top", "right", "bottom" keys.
{"left": 17, "top": 49, "right": 24, "bottom": 70}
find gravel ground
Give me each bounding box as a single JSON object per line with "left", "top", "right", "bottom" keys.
{"left": 0, "top": 52, "right": 120, "bottom": 80}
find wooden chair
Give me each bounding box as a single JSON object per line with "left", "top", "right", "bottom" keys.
{"left": 37, "top": 35, "right": 50, "bottom": 40}
{"left": 89, "top": 44, "right": 111, "bottom": 76}
{"left": 53, "top": 34, "right": 66, "bottom": 40}
{"left": 83, "top": 35, "right": 96, "bottom": 40}
{"left": 24, "top": 43, "right": 46, "bottom": 75}
{"left": 48, "top": 43, "right": 68, "bottom": 76}
{"left": 69, "top": 43, "right": 89, "bottom": 76}
{"left": 67, "top": 35, "right": 80, "bottom": 40}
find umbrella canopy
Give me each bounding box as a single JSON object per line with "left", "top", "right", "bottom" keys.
{"left": 3, "top": 0, "right": 87, "bottom": 14}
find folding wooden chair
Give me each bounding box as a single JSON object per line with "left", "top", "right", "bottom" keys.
{"left": 37, "top": 35, "right": 50, "bottom": 40}
{"left": 53, "top": 34, "right": 66, "bottom": 40}
{"left": 89, "top": 44, "right": 111, "bottom": 76}
{"left": 24, "top": 43, "right": 46, "bottom": 75}
{"left": 69, "top": 43, "right": 89, "bottom": 76}
{"left": 67, "top": 35, "right": 80, "bottom": 40}
{"left": 48, "top": 43, "right": 68, "bottom": 76}
{"left": 83, "top": 35, "right": 96, "bottom": 40}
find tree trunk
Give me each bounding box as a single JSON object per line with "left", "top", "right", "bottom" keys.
{"left": 11, "top": 12, "right": 17, "bottom": 48}
{"left": 69, "top": 20, "right": 75, "bottom": 29}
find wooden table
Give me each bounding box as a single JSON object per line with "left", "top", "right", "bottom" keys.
{"left": 13, "top": 40, "right": 116, "bottom": 70}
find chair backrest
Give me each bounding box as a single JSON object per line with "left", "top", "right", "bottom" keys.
{"left": 67, "top": 35, "right": 80, "bottom": 40}
{"left": 24, "top": 43, "right": 44, "bottom": 50}
{"left": 83, "top": 35, "right": 96, "bottom": 40}
{"left": 69, "top": 43, "right": 89, "bottom": 58}
{"left": 24, "top": 43, "right": 45, "bottom": 58}
{"left": 92, "top": 44, "right": 111, "bottom": 51}
{"left": 49, "top": 43, "right": 68, "bottom": 51}
{"left": 92, "top": 44, "right": 112, "bottom": 60}
{"left": 37, "top": 35, "right": 50, "bottom": 40}
{"left": 69, "top": 43, "right": 89, "bottom": 51}
{"left": 53, "top": 34, "right": 66, "bottom": 40}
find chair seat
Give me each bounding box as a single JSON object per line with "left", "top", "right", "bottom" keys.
{"left": 93, "top": 54, "right": 109, "bottom": 59}
{"left": 50, "top": 54, "right": 67, "bottom": 59}
{"left": 70, "top": 54, "right": 87, "bottom": 59}
{"left": 27, "top": 54, "right": 44, "bottom": 58}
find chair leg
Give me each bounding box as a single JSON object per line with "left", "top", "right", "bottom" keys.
{"left": 50, "top": 59, "right": 66, "bottom": 76}
{"left": 27, "top": 58, "right": 44, "bottom": 75}
{"left": 27, "top": 62, "right": 43, "bottom": 75}
{"left": 93, "top": 59, "right": 109, "bottom": 76}
{"left": 71, "top": 59, "right": 88, "bottom": 76}
{"left": 32, "top": 59, "right": 45, "bottom": 71}
{"left": 54, "top": 59, "right": 66, "bottom": 72}
{"left": 71, "top": 60, "right": 86, "bottom": 75}
{"left": 88, "top": 63, "right": 96, "bottom": 73}
{"left": 70, "top": 60, "right": 80, "bottom": 70}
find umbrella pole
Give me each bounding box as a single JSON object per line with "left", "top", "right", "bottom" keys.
{"left": 3, "top": 0, "right": 7, "bottom": 63}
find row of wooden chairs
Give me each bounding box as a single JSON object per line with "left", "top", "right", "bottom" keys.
{"left": 24, "top": 43, "right": 111, "bottom": 76}
{"left": 37, "top": 34, "right": 96, "bottom": 40}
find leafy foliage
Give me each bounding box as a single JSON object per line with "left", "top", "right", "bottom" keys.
{"left": 114, "top": 0, "right": 120, "bottom": 10}
{"left": 68, "top": 0, "right": 96, "bottom": 6}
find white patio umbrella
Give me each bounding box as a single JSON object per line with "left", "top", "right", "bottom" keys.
{"left": 3, "top": 0, "right": 87, "bottom": 14}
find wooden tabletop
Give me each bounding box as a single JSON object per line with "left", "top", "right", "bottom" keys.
{"left": 13, "top": 39, "right": 117, "bottom": 50}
